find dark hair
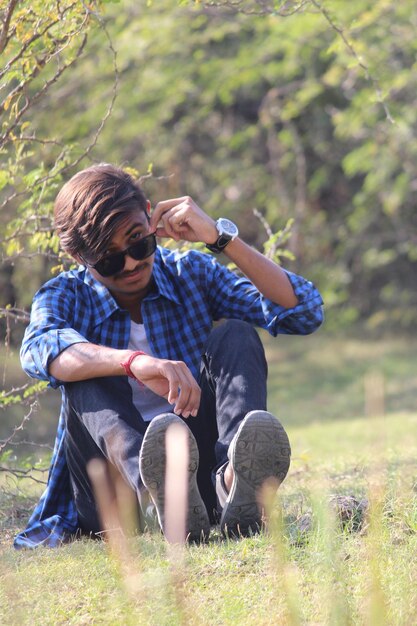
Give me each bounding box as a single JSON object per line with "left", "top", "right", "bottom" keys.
{"left": 54, "top": 164, "right": 149, "bottom": 259}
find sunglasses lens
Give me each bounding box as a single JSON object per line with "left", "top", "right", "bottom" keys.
{"left": 129, "top": 234, "right": 157, "bottom": 261}
{"left": 93, "top": 234, "right": 157, "bottom": 277}
{"left": 94, "top": 252, "right": 125, "bottom": 277}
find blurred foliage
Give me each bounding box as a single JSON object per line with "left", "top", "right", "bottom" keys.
{"left": 0, "top": 0, "right": 416, "bottom": 482}
{"left": 1, "top": 0, "right": 417, "bottom": 344}
{"left": 0, "top": 0, "right": 112, "bottom": 427}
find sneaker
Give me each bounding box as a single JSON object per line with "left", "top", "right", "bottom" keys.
{"left": 139, "top": 413, "right": 210, "bottom": 543}
{"left": 218, "top": 410, "right": 291, "bottom": 537}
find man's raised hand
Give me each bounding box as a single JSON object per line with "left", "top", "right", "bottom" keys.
{"left": 149, "top": 196, "right": 217, "bottom": 244}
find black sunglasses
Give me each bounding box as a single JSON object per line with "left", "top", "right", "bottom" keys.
{"left": 85, "top": 233, "right": 157, "bottom": 277}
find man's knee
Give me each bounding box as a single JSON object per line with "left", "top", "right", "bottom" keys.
{"left": 65, "top": 376, "right": 132, "bottom": 414}
{"left": 207, "top": 319, "right": 263, "bottom": 352}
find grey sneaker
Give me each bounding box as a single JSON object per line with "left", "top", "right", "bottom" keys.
{"left": 139, "top": 413, "right": 210, "bottom": 543}
{"left": 219, "top": 410, "right": 291, "bottom": 537}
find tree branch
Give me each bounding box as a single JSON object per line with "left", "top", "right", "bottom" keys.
{"left": 310, "top": 0, "right": 395, "bottom": 124}
{"left": 0, "top": 307, "right": 30, "bottom": 323}
{"left": 0, "top": 403, "right": 37, "bottom": 454}
{"left": 201, "top": 0, "right": 309, "bottom": 16}
{"left": 0, "top": 0, "right": 19, "bottom": 54}
{"left": 0, "top": 467, "right": 48, "bottom": 485}
{"left": 0, "top": 35, "right": 88, "bottom": 148}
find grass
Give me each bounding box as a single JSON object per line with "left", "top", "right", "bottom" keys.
{"left": 264, "top": 331, "right": 417, "bottom": 425}
{"left": 1, "top": 332, "right": 417, "bottom": 624}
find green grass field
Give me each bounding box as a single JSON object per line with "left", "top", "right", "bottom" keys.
{"left": 1, "top": 332, "right": 417, "bottom": 625}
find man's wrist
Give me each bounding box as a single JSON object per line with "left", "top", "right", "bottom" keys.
{"left": 205, "top": 218, "right": 239, "bottom": 254}
{"left": 120, "top": 351, "right": 147, "bottom": 380}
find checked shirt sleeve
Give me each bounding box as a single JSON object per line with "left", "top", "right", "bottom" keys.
{"left": 20, "top": 278, "right": 89, "bottom": 388}
{"left": 13, "top": 410, "right": 78, "bottom": 549}
{"left": 202, "top": 255, "right": 324, "bottom": 336}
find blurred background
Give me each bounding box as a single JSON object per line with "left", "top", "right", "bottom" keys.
{"left": 1, "top": 0, "right": 417, "bottom": 458}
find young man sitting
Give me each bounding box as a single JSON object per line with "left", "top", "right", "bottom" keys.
{"left": 15, "top": 164, "right": 323, "bottom": 547}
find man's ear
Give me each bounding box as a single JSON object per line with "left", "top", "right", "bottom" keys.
{"left": 146, "top": 200, "right": 151, "bottom": 218}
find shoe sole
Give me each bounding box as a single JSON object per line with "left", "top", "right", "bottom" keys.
{"left": 139, "top": 413, "right": 210, "bottom": 543}
{"left": 220, "top": 410, "right": 291, "bottom": 537}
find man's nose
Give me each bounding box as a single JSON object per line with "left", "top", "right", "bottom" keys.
{"left": 124, "top": 252, "right": 138, "bottom": 270}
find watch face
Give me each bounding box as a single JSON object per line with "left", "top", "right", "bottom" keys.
{"left": 218, "top": 218, "right": 238, "bottom": 237}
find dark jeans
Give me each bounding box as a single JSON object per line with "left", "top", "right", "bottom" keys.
{"left": 64, "top": 320, "right": 268, "bottom": 532}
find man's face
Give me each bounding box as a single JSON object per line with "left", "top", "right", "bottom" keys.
{"left": 85, "top": 211, "right": 155, "bottom": 301}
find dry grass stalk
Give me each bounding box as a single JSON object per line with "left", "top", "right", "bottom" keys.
{"left": 260, "top": 477, "right": 303, "bottom": 625}
{"left": 164, "top": 422, "right": 195, "bottom": 625}
{"left": 87, "top": 458, "right": 143, "bottom": 598}
{"left": 165, "top": 422, "right": 189, "bottom": 546}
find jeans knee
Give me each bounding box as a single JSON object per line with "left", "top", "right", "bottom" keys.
{"left": 205, "top": 321, "right": 266, "bottom": 369}
{"left": 65, "top": 376, "right": 132, "bottom": 415}
{"left": 208, "top": 319, "right": 262, "bottom": 349}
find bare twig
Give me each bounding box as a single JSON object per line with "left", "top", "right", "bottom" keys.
{"left": 1, "top": 252, "right": 60, "bottom": 264}
{"left": 253, "top": 208, "right": 274, "bottom": 240}
{"left": 0, "top": 383, "right": 31, "bottom": 398}
{"left": 0, "top": 467, "right": 48, "bottom": 485}
{"left": 0, "top": 307, "right": 29, "bottom": 322}
{"left": 0, "top": 403, "right": 37, "bottom": 454}
{"left": 0, "top": 0, "right": 19, "bottom": 54}
{"left": 253, "top": 208, "right": 293, "bottom": 260}
{"left": 287, "top": 121, "right": 307, "bottom": 259}
{"left": 0, "top": 440, "right": 53, "bottom": 450}
{"left": 202, "top": 0, "right": 309, "bottom": 16}
{"left": 310, "top": 0, "right": 395, "bottom": 124}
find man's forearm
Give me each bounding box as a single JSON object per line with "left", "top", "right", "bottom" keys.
{"left": 48, "top": 341, "right": 201, "bottom": 417}
{"left": 223, "top": 238, "right": 299, "bottom": 308}
{"left": 48, "top": 342, "right": 132, "bottom": 382}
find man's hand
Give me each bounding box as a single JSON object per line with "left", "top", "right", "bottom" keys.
{"left": 150, "top": 196, "right": 218, "bottom": 244}
{"left": 130, "top": 354, "right": 201, "bottom": 418}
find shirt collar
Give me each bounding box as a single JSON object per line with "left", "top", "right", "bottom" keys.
{"left": 147, "top": 247, "right": 181, "bottom": 304}
{"left": 81, "top": 269, "right": 120, "bottom": 323}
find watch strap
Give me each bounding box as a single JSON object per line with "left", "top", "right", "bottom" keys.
{"left": 205, "top": 234, "right": 234, "bottom": 254}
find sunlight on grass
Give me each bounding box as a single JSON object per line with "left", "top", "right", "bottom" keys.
{"left": 1, "top": 412, "right": 416, "bottom": 625}
{"left": 1, "top": 334, "right": 416, "bottom": 623}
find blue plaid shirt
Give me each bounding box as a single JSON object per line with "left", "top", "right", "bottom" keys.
{"left": 14, "top": 246, "right": 323, "bottom": 548}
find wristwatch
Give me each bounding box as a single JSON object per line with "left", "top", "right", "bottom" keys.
{"left": 205, "top": 218, "right": 239, "bottom": 254}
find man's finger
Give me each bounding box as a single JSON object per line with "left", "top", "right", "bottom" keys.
{"left": 178, "top": 377, "right": 201, "bottom": 418}
{"left": 150, "top": 197, "right": 189, "bottom": 231}
{"left": 167, "top": 378, "right": 180, "bottom": 407}
{"left": 154, "top": 226, "right": 170, "bottom": 239}
{"left": 187, "top": 383, "right": 201, "bottom": 418}
{"left": 159, "top": 209, "right": 181, "bottom": 241}
{"left": 168, "top": 362, "right": 200, "bottom": 417}
{"left": 171, "top": 369, "right": 194, "bottom": 415}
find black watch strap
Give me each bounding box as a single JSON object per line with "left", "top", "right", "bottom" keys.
{"left": 205, "top": 235, "right": 233, "bottom": 254}
{"left": 206, "top": 218, "right": 238, "bottom": 254}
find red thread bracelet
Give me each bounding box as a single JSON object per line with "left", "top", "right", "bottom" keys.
{"left": 120, "top": 351, "right": 147, "bottom": 381}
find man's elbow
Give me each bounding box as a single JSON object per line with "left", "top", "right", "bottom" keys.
{"left": 20, "top": 344, "right": 48, "bottom": 381}
{"left": 302, "top": 305, "right": 324, "bottom": 335}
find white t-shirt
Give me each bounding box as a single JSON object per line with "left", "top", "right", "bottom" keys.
{"left": 128, "top": 321, "right": 174, "bottom": 422}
